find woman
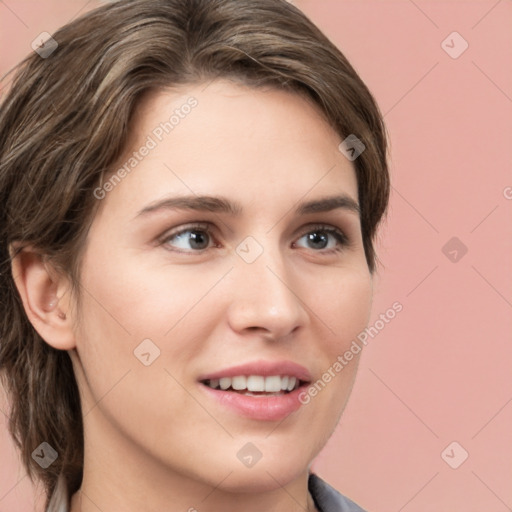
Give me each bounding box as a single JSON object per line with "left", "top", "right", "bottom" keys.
{"left": 0, "top": 0, "right": 390, "bottom": 510}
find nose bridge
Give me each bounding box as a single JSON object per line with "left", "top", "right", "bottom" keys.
{"left": 227, "top": 235, "right": 308, "bottom": 337}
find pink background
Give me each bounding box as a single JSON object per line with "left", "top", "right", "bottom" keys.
{"left": 1, "top": 1, "right": 511, "bottom": 511}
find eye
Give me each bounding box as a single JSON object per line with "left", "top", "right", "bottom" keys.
{"left": 159, "top": 222, "right": 349, "bottom": 254}
{"left": 294, "top": 225, "right": 349, "bottom": 252}
{"left": 160, "top": 223, "right": 215, "bottom": 252}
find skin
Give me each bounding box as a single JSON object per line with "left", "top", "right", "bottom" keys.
{"left": 12, "top": 79, "right": 373, "bottom": 512}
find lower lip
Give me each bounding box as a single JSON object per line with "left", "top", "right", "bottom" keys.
{"left": 198, "top": 383, "right": 308, "bottom": 421}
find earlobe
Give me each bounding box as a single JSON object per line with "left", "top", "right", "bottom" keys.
{"left": 9, "top": 245, "right": 76, "bottom": 351}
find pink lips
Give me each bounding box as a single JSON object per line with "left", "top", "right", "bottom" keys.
{"left": 197, "top": 360, "right": 312, "bottom": 422}
{"left": 197, "top": 359, "right": 312, "bottom": 382}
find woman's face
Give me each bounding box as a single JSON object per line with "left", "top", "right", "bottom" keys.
{"left": 69, "top": 79, "right": 373, "bottom": 493}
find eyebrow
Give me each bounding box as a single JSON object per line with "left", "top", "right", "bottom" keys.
{"left": 134, "top": 193, "right": 360, "bottom": 218}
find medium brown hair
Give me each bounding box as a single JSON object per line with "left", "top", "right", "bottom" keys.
{"left": 0, "top": 0, "right": 389, "bottom": 508}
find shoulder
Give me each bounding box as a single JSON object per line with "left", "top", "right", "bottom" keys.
{"left": 308, "top": 472, "right": 368, "bottom": 512}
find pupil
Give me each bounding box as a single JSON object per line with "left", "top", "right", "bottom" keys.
{"left": 190, "top": 231, "right": 209, "bottom": 249}
{"left": 308, "top": 232, "right": 327, "bottom": 249}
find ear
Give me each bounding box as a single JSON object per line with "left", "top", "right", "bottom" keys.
{"left": 9, "top": 244, "right": 76, "bottom": 350}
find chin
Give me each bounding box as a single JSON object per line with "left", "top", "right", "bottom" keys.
{"left": 200, "top": 454, "right": 310, "bottom": 494}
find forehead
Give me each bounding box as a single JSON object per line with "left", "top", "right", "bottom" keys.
{"left": 97, "top": 79, "right": 358, "bottom": 218}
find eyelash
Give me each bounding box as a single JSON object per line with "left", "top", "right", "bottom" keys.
{"left": 159, "top": 222, "right": 350, "bottom": 254}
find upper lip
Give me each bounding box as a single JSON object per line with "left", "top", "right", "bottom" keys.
{"left": 198, "top": 360, "right": 312, "bottom": 383}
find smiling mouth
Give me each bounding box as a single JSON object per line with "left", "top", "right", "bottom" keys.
{"left": 200, "top": 375, "right": 308, "bottom": 396}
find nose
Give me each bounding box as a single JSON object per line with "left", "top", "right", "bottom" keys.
{"left": 226, "top": 245, "right": 309, "bottom": 340}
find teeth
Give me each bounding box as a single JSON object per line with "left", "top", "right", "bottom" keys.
{"left": 287, "top": 376, "right": 297, "bottom": 391}
{"left": 219, "top": 377, "right": 231, "bottom": 390}
{"left": 204, "top": 375, "right": 301, "bottom": 392}
{"left": 265, "top": 376, "right": 281, "bottom": 392}
{"left": 232, "top": 376, "right": 246, "bottom": 390}
{"left": 247, "top": 375, "right": 265, "bottom": 391}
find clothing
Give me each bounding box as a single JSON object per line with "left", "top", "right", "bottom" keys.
{"left": 47, "top": 471, "right": 367, "bottom": 512}
{"left": 308, "top": 472, "right": 367, "bottom": 512}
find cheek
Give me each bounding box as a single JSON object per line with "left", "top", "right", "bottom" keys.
{"left": 79, "top": 239, "right": 223, "bottom": 335}
{"left": 73, "top": 244, "right": 234, "bottom": 399}
{"left": 299, "top": 267, "right": 372, "bottom": 432}
{"left": 71, "top": 248, "right": 219, "bottom": 437}
{"left": 310, "top": 265, "right": 373, "bottom": 349}
{"left": 310, "top": 265, "right": 372, "bottom": 377}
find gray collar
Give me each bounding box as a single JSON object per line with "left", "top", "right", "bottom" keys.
{"left": 308, "top": 472, "right": 367, "bottom": 512}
